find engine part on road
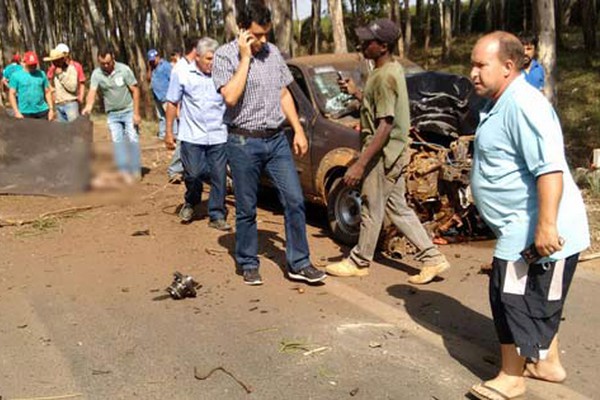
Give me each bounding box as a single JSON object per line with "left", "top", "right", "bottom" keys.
{"left": 166, "top": 272, "right": 199, "bottom": 300}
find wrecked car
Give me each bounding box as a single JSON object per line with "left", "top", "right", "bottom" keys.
{"left": 281, "top": 53, "right": 489, "bottom": 248}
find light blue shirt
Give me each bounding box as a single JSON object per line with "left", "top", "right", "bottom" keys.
{"left": 471, "top": 76, "right": 589, "bottom": 261}
{"left": 166, "top": 62, "right": 227, "bottom": 145}
{"left": 150, "top": 59, "right": 172, "bottom": 102}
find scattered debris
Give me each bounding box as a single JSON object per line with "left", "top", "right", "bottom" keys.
{"left": 368, "top": 342, "right": 382, "bottom": 348}
{"left": 0, "top": 205, "right": 101, "bottom": 228}
{"left": 291, "top": 286, "right": 305, "bottom": 294}
{"left": 302, "top": 346, "right": 331, "bottom": 356}
{"left": 121, "top": 288, "right": 130, "bottom": 293}
{"left": 17, "top": 324, "right": 28, "bottom": 329}
{"left": 133, "top": 212, "right": 149, "bottom": 217}
{"left": 279, "top": 339, "right": 310, "bottom": 353}
{"left": 580, "top": 252, "right": 600, "bottom": 262}
{"left": 205, "top": 248, "right": 227, "bottom": 256}
{"left": 91, "top": 369, "right": 112, "bottom": 375}
{"left": 249, "top": 306, "right": 258, "bottom": 312}
{"left": 194, "top": 366, "right": 253, "bottom": 394}
{"left": 248, "top": 326, "right": 279, "bottom": 334}
{"left": 131, "top": 229, "right": 150, "bottom": 237}
{"left": 165, "top": 272, "right": 200, "bottom": 300}
{"left": 336, "top": 323, "right": 395, "bottom": 333}
{"left": 10, "top": 394, "right": 83, "bottom": 400}
{"left": 350, "top": 387, "right": 360, "bottom": 396}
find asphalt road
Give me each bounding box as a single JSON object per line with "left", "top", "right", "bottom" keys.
{"left": 1, "top": 184, "right": 598, "bottom": 400}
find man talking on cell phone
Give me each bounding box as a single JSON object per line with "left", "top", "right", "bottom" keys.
{"left": 212, "top": 1, "right": 326, "bottom": 286}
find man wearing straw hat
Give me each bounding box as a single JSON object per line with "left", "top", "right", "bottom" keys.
{"left": 44, "top": 47, "right": 79, "bottom": 122}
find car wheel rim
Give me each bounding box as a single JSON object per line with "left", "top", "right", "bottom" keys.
{"left": 336, "top": 186, "right": 361, "bottom": 234}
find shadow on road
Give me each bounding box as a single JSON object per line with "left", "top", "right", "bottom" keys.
{"left": 218, "top": 229, "right": 288, "bottom": 277}
{"left": 386, "top": 284, "right": 499, "bottom": 380}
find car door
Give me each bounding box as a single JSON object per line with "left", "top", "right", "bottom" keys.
{"left": 284, "top": 66, "right": 318, "bottom": 193}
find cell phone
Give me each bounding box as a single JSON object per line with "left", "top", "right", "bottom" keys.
{"left": 520, "top": 243, "right": 542, "bottom": 265}
{"left": 520, "top": 238, "right": 565, "bottom": 264}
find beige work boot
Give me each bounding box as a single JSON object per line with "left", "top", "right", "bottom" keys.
{"left": 408, "top": 260, "right": 451, "bottom": 284}
{"left": 326, "top": 258, "right": 369, "bottom": 277}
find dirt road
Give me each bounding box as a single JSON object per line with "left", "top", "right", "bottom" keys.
{"left": 1, "top": 125, "right": 598, "bottom": 400}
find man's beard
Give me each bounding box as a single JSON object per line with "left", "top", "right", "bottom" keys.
{"left": 523, "top": 56, "right": 531, "bottom": 68}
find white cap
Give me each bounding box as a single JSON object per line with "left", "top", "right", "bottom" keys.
{"left": 56, "top": 43, "right": 70, "bottom": 54}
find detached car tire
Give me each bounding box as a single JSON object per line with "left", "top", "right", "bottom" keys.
{"left": 327, "top": 177, "right": 361, "bottom": 246}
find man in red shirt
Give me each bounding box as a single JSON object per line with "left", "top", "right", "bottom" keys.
{"left": 46, "top": 43, "right": 85, "bottom": 105}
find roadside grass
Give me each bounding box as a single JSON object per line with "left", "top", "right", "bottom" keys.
{"left": 410, "top": 33, "right": 600, "bottom": 169}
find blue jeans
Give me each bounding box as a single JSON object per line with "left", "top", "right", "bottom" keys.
{"left": 106, "top": 109, "right": 141, "bottom": 174}
{"left": 154, "top": 98, "right": 178, "bottom": 139}
{"left": 227, "top": 131, "right": 310, "bottom": 272}
{"left": 56, "top": 101, "right": 79, "bottom": 122}
{"left": 180, "top": 141, "right": 227, "bottom": 221}
{"left": 167, "top": 141, "right": 184, "bottom": 178}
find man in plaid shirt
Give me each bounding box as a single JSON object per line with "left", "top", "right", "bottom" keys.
{"left": 212, "top": 1, "right": 326, "bottom": 286}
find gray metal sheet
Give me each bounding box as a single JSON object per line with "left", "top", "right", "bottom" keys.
{"left": 0, "top": 113, "right": 92, "bottom": 195}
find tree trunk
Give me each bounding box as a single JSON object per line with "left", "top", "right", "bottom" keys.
{"left": 14, "top": 0, "right": 35, "bottom": 51}
{"left": 199, "top": 1, "right": 208, "bottom": 36}
{"left": 523, "top": 0, "right": 528, "bottom": 32}
{"left": 415, "top": 0, "right": 424, "bottom": 44}
{"left": 390, "top": 0, "right": 405, "bottom": 58}
{"left": 405, "top": 0, "right": 412, "bottom": 56}
{"left": 581, "top": 0, "right": 597, "bottom": 51}
{"left": 498, "top": 0, "right": 506, "bottom": 29}
{"left": 0, "top": 0, "right": 14, "bottom": 56}
{"left": 561, "top": 0, "right": 577, "bottom": 26}
{"left": 534, "top": 0, "right": 557, "bottom": 104}
{"left": 41, "top": 0, "right": 55, "bottom": 47}
{"left": 442, "top": 0, "right": 452, "bottom": 60}
{"left": 268, "top": 0, "right": 293, "bottom": 56}
{"left": 466, "top": 0, "right": 475, "bottom": 34}
{"left": 328, "top": 0, "right": 347, "bottom": 53}
{"left": 425, "top": 0, "right": 432, "bottom": 68}
{"left": 310, "top": 0, "right": 321, "bottom": 54}
{"left": 222, "top": 0, "right": 238, "bottom": 41}
{"left": 485, "top": 0, "right": 493, "bottom": 31}
{"left": 453, "top": 0, "right": 461, "bottom": 35}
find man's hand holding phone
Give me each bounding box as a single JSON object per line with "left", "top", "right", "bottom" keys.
{"left": 238, "top": 29, "right": 255, "bottom": 59}
{"left": 337, "top": 72, "right": 360, "bottom": 100}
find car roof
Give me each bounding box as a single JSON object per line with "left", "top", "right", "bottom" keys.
{"left": 287, "top": 52, "right": 424, "bottom": 75}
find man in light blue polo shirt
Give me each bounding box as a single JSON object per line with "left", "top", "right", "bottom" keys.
{"left": 468, "top": 31, "right": 589, "bottom": 400}
{"left": 164, "top": 37, "right": 230, "bottom": 231}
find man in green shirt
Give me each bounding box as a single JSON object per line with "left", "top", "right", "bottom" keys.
{"left": 326, "top": 19, "right": 450, "bottom": 284}
{"left": 8, "top": 51, "right": 54, "bottom": 120}
{"left": 82, "top": 48, "right": 142, "bottom": 181}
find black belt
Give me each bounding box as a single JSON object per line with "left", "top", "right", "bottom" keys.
{"left": 228, "top": 126, "right": 280, "bottom": 138}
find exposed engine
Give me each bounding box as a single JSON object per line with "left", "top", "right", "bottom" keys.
{"left": 382, "top": 72, "right": 492, "bottom": 256}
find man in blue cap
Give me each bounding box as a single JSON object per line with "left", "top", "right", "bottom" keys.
{"left": 147, "top": 49, "right": 175, "bottom": 140}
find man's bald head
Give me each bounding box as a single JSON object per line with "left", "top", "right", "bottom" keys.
{"left": 470, "top": 31, "right": 524, "bottom": 100}
{"left": 480, "top": 31, "right": 525, "bottom": 70}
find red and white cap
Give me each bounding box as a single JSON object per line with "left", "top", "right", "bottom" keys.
{"left": 23, "top": 51, "right": 39, "bottom": 66}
